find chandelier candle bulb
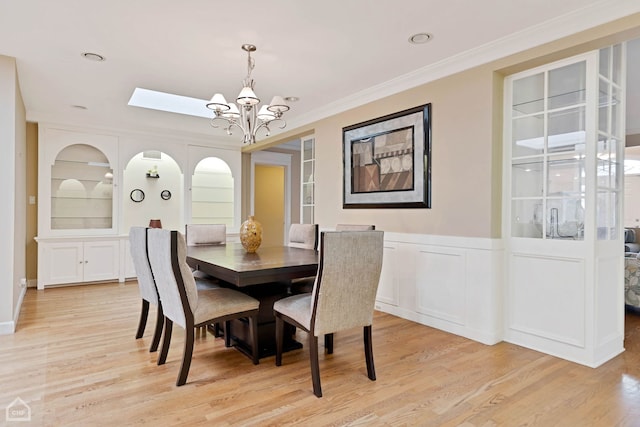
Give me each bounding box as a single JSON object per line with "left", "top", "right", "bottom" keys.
{"left": 205, "top": 43, "right": 290, "bottom": 144}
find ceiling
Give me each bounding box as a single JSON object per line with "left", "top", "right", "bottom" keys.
{"left": 1, "top": 0, "right": 639, "bottom": 146}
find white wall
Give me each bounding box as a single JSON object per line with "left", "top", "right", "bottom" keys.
{"left": 0, "top": 55, "right": 26, "bottom": 334}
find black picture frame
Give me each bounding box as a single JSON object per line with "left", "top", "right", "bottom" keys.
{"left": 130, "top": 189, "right": 145, "bottom": 203}
{"left": 342, "top": 104, "right": 431, "bottom": 209}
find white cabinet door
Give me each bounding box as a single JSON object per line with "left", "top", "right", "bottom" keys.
{"left": 83, "top": 240, "right": 120, "bottom": 282}
{"left": 45, "top": 242, "right": 83, "bottom": 286}
{"left": 38, "top": 238, "right": 121, "bottom": 288}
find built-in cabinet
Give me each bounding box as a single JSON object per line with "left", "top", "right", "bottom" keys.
{"left": 36, "top": 125, "right": 242, "bottom": 289}
{"left": 37, "top": 128, "right": 121, "bottom": 289}
{"left": 503, "top": 45, "right": 625, "bottom": 367}
{"left": 38, "top": 238, "right": 120, "bottom": 287}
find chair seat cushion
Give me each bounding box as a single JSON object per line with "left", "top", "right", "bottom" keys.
{"left": 193, "top": 288, "right": 259, "bottom": 326}
{"left": 273, "top": 293, "right": 313, "bottom": 330}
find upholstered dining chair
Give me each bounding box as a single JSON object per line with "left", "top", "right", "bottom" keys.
{"left": 288, "top": 223, "right": 319, "bottom": 295}
{"left": 287, "top": 223, "right": 318, "bottom": 250}
{"left": 146, "top": 228, "right": 260, "bottom": 386}
{"left": 185, "top": 223, "right": 226, "bottom": 246}
{"left": 274, "top": 230, "right": 384, "bottom": 397}
{"left": 335, "top": 224, "right": 375, "bottom": 231}
{"left": 129, "top": 226, "right": 163, "bottom": 352}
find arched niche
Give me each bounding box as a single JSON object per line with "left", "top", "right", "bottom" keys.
{"left": 51, "top": 144, "right": 113, "bottom": 230}
{"left": 191, "top": 157, "right": 234, "bottom": 226}
{"left": 123, "top": 151, "right": 183, "bottom": 231}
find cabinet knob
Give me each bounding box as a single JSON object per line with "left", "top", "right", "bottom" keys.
{"left": 85, "top": 260, "right": 88, "bottom": 263}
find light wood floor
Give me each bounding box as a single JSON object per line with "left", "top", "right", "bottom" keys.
{"left": 2, "top": 282, "right": 640, "bottom": 426}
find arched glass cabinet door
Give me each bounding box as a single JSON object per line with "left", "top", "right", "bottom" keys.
{"left": 191, "top": 157, "right": 234, "bottom": 226}
{"left": 51, "top": 144, "right": 113, "bottom": 230}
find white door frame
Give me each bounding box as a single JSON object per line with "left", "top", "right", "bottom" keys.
{"left": 250, "top": 151, "right": 292, "bottom": 244}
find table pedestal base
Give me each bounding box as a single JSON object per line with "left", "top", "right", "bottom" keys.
{"left": 221, "top": 282, "right": 303, "bottom": 359}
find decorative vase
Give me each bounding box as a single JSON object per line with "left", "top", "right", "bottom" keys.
{"left": 240, "top": 216, "right": 262, "bottom": 253}
{"left": 148, "top": 219, "right": 162, "bottom": 229}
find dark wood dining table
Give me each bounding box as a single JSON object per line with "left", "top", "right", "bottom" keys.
{"left": 186, "top": 243, "right": 319, "bottom": 359}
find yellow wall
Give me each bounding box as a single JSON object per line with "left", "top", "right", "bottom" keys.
{"left": 254, "top": 165, "right": 285, "bottom": 246}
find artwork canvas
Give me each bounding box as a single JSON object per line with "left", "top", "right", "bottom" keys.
{"left": 343, "top": 104, "right": 431, "bottom": 208}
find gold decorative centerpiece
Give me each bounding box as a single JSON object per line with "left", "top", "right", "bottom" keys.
{"left": 240, "top": 216, "right": 262, "bottom": 253}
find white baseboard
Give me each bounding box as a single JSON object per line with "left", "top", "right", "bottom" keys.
{"left": 0, "top": 321, "right": 15, "bottom": 335}
{"left": 0, "top": 286, "right": 27, "bottom": 335}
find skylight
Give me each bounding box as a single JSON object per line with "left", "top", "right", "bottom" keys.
{"left": 128, "top": 88, "right": 213, "bottom": 119}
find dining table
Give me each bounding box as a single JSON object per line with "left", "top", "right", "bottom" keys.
{"left": 186, "top": 242, "right": 319, "bottom": 359}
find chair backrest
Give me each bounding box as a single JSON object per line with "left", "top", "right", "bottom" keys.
{"left": 335, "top": 224, "right": 375, "bottom": 231}
{"left": 288, "top": 224, "right": 319, "bottom": 250}
{"left": 128, "top": 227, "right": 159, "bottom": 305}
{"left": 310, "top": 231, "right": 384, "bottom": 336}
{"left": 146, "top": 229, "right": 198, "bottom": 329}
{"left": 185, "top": 224, "right": 226, "bottom": 246}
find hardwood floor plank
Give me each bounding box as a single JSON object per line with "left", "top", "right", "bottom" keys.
{"left": 1, "top": 282, "right": 640, "bottom": 426}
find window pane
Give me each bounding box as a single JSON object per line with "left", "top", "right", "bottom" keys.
{"left": 545, "top": 197, "right": 585, "bottom": 240}
{"left": 547, "top": 107, "right": 586, "bottom": 153}
{"left": 512, "top": 115, "right": 544, "bottom": 157}
{"left": 599, "top": 46, "right": 611, "bottom": 79}
{"left": 512, "top": 73, "right": 544, "bottom": 116}
{"left": 512, "top": 158, "right": 543, "bottom": 197}
{"left": 512, "top": 199, "right": 543, "bottom": 238}
{"left": 548, "top": 154, "right": 584, "bottom": 196}
{"left": 548, "top": 61, "right": 586, "bottom": 110}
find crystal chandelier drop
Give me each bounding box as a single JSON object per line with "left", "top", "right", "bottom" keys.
{"left": 206, "top": 44, "right": 290, "bottom": 144}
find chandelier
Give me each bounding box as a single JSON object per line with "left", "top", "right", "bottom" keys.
{"left": 206, "top": 44, "right": 290, "bottom": 144}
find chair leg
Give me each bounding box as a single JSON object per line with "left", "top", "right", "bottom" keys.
{"left": 158, "top": 318, "right": 173, "bottom": 365}
{"left": 136, "top": 300, "right": 149, "bottom": 339}
{"left": 224, "top": 320, "right": 232, "bottom": 348}
{"left": 275, "top": 316, "right": 283, "bottom": 366}
{"left": 149, "top": 304, "right": 164, "bottom": 352}
{"left": 310, "top": 335, "right": 322, "bottom": 397}
{"left": 249, "top": 315, "right": 259, "bottom": 365}
{"left": 176, "top": 325, "right": 195, "bottom": 386}
{"left": 364, "top": 325, "right": 376, "bottom": 381}
{"left": 324, "top": 333, "right": 334, "bottom": 354}
{"left": 214, "top": 323, "right": 222, "bottom": 337}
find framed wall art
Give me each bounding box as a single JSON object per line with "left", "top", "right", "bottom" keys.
{"left": 342, "top": 103, "right": 431, "bottom": 208}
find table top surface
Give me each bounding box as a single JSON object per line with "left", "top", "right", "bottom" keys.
{"left": 187, "top": 243, "right": 318, "bottom": 271}
{"left": 186, "top": 243, "right": 318, "bottom": 287}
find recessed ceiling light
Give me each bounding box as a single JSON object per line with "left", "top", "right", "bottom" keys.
{"left": 408, "top": 33, "right": 433, "bottom": 44}
{"left": 284, "top": 96, "right": 299, "bottom": 102}
{"left": 81, "top": 52, "right": 106, "bottom": 62}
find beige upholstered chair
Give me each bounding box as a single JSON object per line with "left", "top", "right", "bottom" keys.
{"left": 335, "top": 224, "right": 375, "bottom": 231}
{"left": 129, "top": 227, "right": 164, "bottom": 352}
{"left": 287, "top": 223, "right": 318, "bottom": 250}
{"left": 274, "top": 230, "right": 384, "bottom": 397}
{"left": 288, "top": 224, "right": 319, "bottom": 295}
{"left": 146, "top": 228, "right": 260, "bottom": 386}
{"left": 185, "top": 224, "right": 226, "bottom": 246}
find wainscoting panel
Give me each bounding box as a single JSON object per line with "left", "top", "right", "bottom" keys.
{"left": 377, "top": 242, "right": 399, "bottom": 306}
{"left": 415, "top": 248, "right": 466, "bottom": 326}
{"left": 375, "top": 232, "right": 503, "bottom": 345}
{"left": 508, "top": 253, "right": 585, "bottom": 348}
